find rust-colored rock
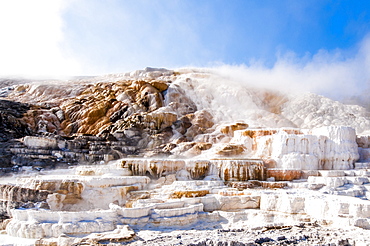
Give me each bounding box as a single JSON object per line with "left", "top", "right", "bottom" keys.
{"left": 241, "top": 128, "right": 302, "bottom": 139}
{"left": 125, "top": 191, "right": 151, "bottom": 208}
{"left": 28, "top": 180, "right": 84, "bottom": 205}
{"left": 57, "top": 79, "right": 167, "bottom": 136}
{"left": 267, "top": 169, "right": 302, "bottom": 181}
{"left": 188, "top": 110, "right": 214, "bottom": 129}
{"left": 260, "top": 181, "right": 287, "bottom": 189}
{"left": 184, "top": 142, "right": 213, "bottom": 157}
{"left": 216, "top": 144, "right": 245, "bottom": 156}
{"left": 263, "top": 159, "right": 277, "bottom": 169}
{"left": 218, "top": 189, "right": 247, "bottom": 196}
{"left": 185, "top": 110, "right": 214, "bottom": 139}
{"left": 186, "top": 160, "right": 210, "bottom": 180}
{"left": 228, "top": 181, "right": 256, "bottom": 190}
{"left": 221, "top": 123, "right": 249, "bottom": 136}
{"left": 170, "top": 190, "right": 209, "bottom": 198}
{"left": 228, "top": 180, "right": 287, "bottom": 189}
{"left": 212, "top": 159, "right": 266, "bottom": 181}
{"left": 150, "top": 80, "right": 169, "bottom": 92}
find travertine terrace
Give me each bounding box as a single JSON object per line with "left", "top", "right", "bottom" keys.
{"left": 0, "top": 68, "right": 370, "bottom": 245}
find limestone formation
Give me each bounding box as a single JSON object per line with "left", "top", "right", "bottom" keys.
{"left": 0, "top": 68, "right": 370, "bottom": 244}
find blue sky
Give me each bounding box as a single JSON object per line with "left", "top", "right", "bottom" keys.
{"left": 1, "top": 0, "right": 370, "bottom": 81}
{"left": 60, "top": 0, "right": 370, "bottom": 74}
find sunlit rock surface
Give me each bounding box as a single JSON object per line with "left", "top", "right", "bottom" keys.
{"left": 1, "top": 67, "right": 369, "bottom": 171}
{"left": 0, "top": 67, "right": 370, "bottom": 244}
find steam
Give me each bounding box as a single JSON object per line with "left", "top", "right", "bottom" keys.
{"left": 211, "top": 36, "right": 370, "bottom": 107}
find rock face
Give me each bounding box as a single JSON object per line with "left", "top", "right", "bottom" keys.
{"left": 0, "top": 100, "right": 32, "bottom": 168}
{"left": 252, "top": 126, "right": 360, "bottom": 170}
{"left": 0, "top": 68, "right": 369, "bottom": 172}
{"left": 3, "top": 159, "right": 370, "bottom": 244}
{"left": 0, "top": 100, "right": 31, "bottom": 141}
{"left": 119, "top": 158, "right": 266, "bottom": 181}
{"left": 1, "top": 68, "right": 370, "bottom": 244}
{"left": 0, "top": 184, "right": 50, "bottom": 225}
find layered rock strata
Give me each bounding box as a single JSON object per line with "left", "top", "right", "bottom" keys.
{"left": 0, "top": 68, "right": 368, "bottom": 174}
{"left": 3, "top": 159, "right": 370, "bottom": 245}
{"left": 0, "top": 68, "right": 370, "bottom": 244}
{"left": 120, "top": 158, "right": 266, "bottom": 181}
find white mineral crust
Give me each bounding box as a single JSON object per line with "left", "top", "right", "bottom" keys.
{"left": 1, "top": 68, "right": 370, "bottom": 245}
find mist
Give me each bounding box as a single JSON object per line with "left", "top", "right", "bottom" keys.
{"left": 210, "top": 36, "right": 370, "bottom": 110}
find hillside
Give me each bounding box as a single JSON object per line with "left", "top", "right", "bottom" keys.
{"left": 1, "top": 68, "right": 370, "bottom": 245}
{"left": 0, "top": 67, "right": 369, "bottom": 170}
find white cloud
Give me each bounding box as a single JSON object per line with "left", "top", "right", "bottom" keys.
{"left": 213, "top": 36, "right": 370, "bottom": 100}
{"left": 0, "top": 0, "right": 81, "bottom": 78}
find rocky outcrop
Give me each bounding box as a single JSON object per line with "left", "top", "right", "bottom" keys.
{"left": 0, "top": 184, "right": 50, "bottom": 203}
{"left": 230, "top": 126, "right": 360, "bottom": 171}
{"left": 119, "top": 158, "right": 266, "bottom": 181}
{"left": 0, "top": 71, "right": 213, "bottom": 169}
{"left": 0, "top": 184, "right": 50, "bottom": 226}
{"left": 4, "top": 155, "right": 370, "bottom": 243}
{"left": 0, "top": 100, "right": 33, "bottom": 169}
{"left": 59, "top": 80, "right": 168, "bottom": 136}
{"left": 0, "top": 100, "right": 31, "bottom": 141}
{"left": 1, "top": 68, "right": 370, "bottom": 244}
{"left": 0, "top": 68, "right": 368, "bottom": 173}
